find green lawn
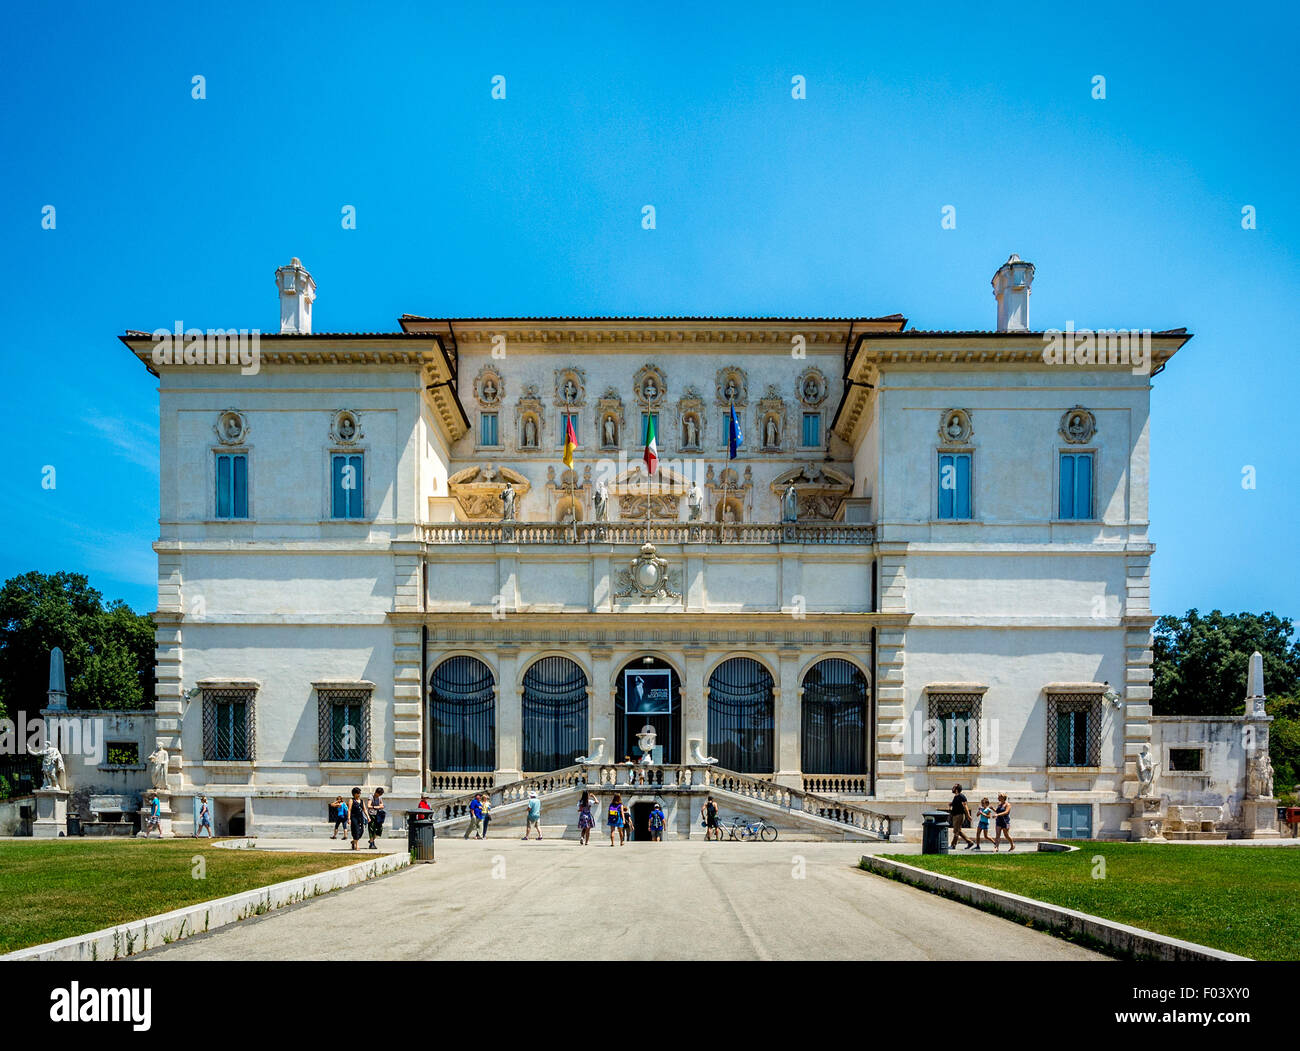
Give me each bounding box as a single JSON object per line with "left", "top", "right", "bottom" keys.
{"left": 875, "top": 844, "right": 1300, "bottom": 960}
{"left": 0, "top": 840, "right": 365, "bottom": 954}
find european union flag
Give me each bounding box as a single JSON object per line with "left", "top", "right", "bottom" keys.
{"left": 727, "top": 402, "right": 743, "bottom": 460}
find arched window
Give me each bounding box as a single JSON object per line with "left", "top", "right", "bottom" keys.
{"left": 521, "top": 656, "right": 588, "bottom": 772}
{"left": 707, "top": 657, "right": 774, "bottom": 773}
{"left": 801, "top": 658, "right": 868, "bottom": 774}
{"left": 429, "top": 656, "right": 495, "bottom": 772}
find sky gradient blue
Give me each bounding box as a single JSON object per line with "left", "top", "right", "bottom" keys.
{"left": 3, "top": 2, "right": 1296, "bottom": 618}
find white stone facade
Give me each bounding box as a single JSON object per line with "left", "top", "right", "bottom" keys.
{"left": 105, "top": 257, "right": 1273, "bottom": 841}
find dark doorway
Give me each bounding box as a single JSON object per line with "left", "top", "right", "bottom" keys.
{"left": 615, "top": 657, "right": 681, "bottom": 764}
{"left": 631, "top": 801, "right": 653, "bottom": 841}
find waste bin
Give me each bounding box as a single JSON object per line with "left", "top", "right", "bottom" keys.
{"left": 921, "top": 811, "right": 951, "bottom": 855}
{"left": 408, "top": 812, "right": 436, "bottom": 863}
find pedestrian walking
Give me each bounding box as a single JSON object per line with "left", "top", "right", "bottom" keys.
{"left": 578, "top": 790, "right": 595, "bottom": 845}
{"left": 465, "top": 793, "right": 484, "bottom": 839}
{"left": 992, "top": 793, "right": 1015, "bottom": 851}
{"left": 522, "top": 790, "right": 542, "bottom": 840}
{"left": 348, "top": 787, "right": 368, "bottom": 851}
{"left": 196, "top": 795, "right": 214, "bottom": 839}
{"left": 144, "top": 794, "right": 163, "bottom": 838}
{"left": 701, "top": 796, "right": 720, "bottom": 841}
{"left": 330, "top": 795, "right": 347, "bottom": 839}
{"left": 368, "top": 787, "right": 386, "bottom": 850}
{"left": 973, "top": 797, "right": 995, "bottom": 850}
{"left": 648, "top": 800, "right": 665, "bottom": 842}
{"left": 621, "top": 800, "right": 633, "bottom": 841}
{"left": 480, "top": 794, "right": 493, "bottom": 839}
{"left": 608, "top": 792, "right": 625, "bottom": 846}
{"left": 948, "top": 784, "right": 974, "bottom": 849}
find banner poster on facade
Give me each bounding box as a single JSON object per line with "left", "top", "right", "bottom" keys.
{"left": 624, "top": 668, "right": 672, "bottom": 715}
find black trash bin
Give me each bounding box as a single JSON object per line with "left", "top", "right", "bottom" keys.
{"left": 408, "top": 812, "right": 436, "bottom": 863}
{"left": 921, "top": 811, "right": 951, "bottom": 855}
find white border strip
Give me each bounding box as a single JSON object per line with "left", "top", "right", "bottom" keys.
{"left": 859, "top": 855, "right": 1249, "bottom": 962}
{"left": 2, "top": 851, "right": 410, "bottom": 962}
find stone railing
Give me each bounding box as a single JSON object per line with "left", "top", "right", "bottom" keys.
{"left": 702, "top": 767, "right": 898, "bottom": 840}
{"left": 802, "top": 774, "right": 870, "bottom": 796}
{"left": 426, "top": 771, "right": 495, "bottom": 794}
{"left": 421, "top": 521, "right": 875, "bottom": 546}
{"left": 425, "top": 764, "right": 588, "bottom": 825}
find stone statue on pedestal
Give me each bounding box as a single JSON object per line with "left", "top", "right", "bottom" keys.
{"left": 782, "top": 483, "right": 798, "bottom": 523}
{"left": 1136, "top": 743, "right": 1158, "bottom": 797}
{"left": 594, "top": 482, "right": 609, "bottom": 522}
{"left": 147, "top": 747, "right": 169, "bottom": 791}
{"left": 687, "top": 482, "right": 703, "bottom": 521}
{"left": 501, "top": 482, "right": 516, "bottom": 521}
{"left": 1246, "top": 752, "right": 1274, "bottom": 800}
{"left": 29, "top": 743, "right": 66, "bottom": 791}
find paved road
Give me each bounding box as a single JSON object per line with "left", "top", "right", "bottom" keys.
{"left": 138, "top": 839, "right": 1103, "bottom": 961}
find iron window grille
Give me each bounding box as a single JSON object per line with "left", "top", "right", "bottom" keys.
{"left": 202, "top": 688, "right": 256, "bottom": 761}
{"left": 926, "top": 693, "right": 982, "bottom": 767}
{"left": 1046, "top": 692, "right": 1102, "bottom": 767}
{"left": 318, "top": 687, "right": 373, "bottom": 763}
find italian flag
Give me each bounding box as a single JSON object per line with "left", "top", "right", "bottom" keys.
{"left": 642, "top": 414, "right": 658, "bottom": 475}
{"left": 562, "top": 415, "right": 577, "bottom": 469}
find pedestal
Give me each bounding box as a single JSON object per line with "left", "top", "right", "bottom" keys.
{"left": 1130, "top": 796, "right": 1166, "bottom": 842}
{"left": 1241, "top": 798, "right": 1280, "bottom": 839}
{"left": 137, "top": 791, "right": 175, "bottom": 838}
{"left": 32, "top": 788, "right": 69, "bottom": 838}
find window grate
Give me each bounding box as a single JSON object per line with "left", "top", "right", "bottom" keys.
{"left": 318, "top": 687, "right": 373, "bottom": 763}
{"left": 1046, "top": 692, "right": 1101, "bottom": 766}
{"left": 202, "top": 688, "right": 256, "bottom": 761}
{"left": 927, "top": 693, "right": 982, "bottom": 766}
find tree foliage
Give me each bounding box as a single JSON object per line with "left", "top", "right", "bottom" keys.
{"left": 0, "top": 571, "right": 154, "bottom": 722}
{"left": 1151, "top": 609, "right": 1300, "bottom": 717}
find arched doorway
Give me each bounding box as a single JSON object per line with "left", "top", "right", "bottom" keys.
{"left": 429, "top": 656, "right": 496, "bottom": 771}
{"left": 615, "top": 657, "right": 681, "bottom": 764}
{"left": 800, "top": 658, "right": 868, "bottom": 775}
{"left": 707, "top": 657, "right": 774, "bottom": 773}
{"left": 521, "top": 656, "right": 588, "bottom": 772}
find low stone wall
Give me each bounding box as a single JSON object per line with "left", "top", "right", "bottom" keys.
{"left": 858, "top": 855, "right": 1247, "bottom": 962}
{"left": 0, "top": 795, "right": 33, "bottom": 836}
{"left": 2, "top": 850, "right": 410, "bottom": 962}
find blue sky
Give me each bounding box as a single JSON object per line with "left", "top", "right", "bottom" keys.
{"left": 2, "top": 1, "right": 1296, "bottom": 617}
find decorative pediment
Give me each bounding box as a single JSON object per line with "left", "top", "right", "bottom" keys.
{"left": 612, "top": 463, "right": 690, "bottom": 520}
{"left": 755, "top": 385, "right": 787, "bottom": 452}
{"left": 1059, "top": 405, "right": 1096, "bottom": 444}
{"left": 797, "top": 367, "right": 827, "bottom": 408}
{"left": 329, "top": 409, "right": 363, "bottom": 445}
{"left": 633, "top": 364, "right": 667, "bottom": 409}
{"left": 938, "top": 408, "right": 973, "bottom": 445}
{"left": 594, "top": 389, "right": 625, "bottom": 450}
{"left": 716, "top": 366, "right": 748, "bottom": 406}
{"left": 448, "top": 464, "right": 531, "bottom": 520}
{"left": 705, "top": 463, "right": 752, "bottom": 522}
{"left": 770, "top": 462, "right": 854, "bottom": 521}
{"left": 473, "top": 365, "right": 504, "bottom": 407}
{"left": 554, "top": 367, "right": 586, "bottom": 407}
{"left": 545, "top": 463, "right": 592, "bottom": 522}
{"left": 676, "top": 385, "right": 706, "bottom": 452}
{"left": 515, "top": 384, "right": 545, "bottom": 451}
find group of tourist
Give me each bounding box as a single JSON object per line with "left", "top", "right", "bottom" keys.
{"left": 330, "top": 787, "right": 387, "bottom": 850}
{"left": 945, "top": 783, "right": 1015, "bottom": 851}
{"left": 586, "top": 790, "right": 666, "bottom": 846}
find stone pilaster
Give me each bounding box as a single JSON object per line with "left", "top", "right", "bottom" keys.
{"left": 495, "top": 646, "right": 521, "bottom": 782}
{"left": 874, "top": 626, "right": 907, "bottom": 798}
{"left": 683, "top": 646, "right": 707, "bottom": 759}
{"left": 1121, "top": 618, "right": 1155, "bottom": 815}
{"left": 589, "top": 646, "right": 615, "bottom": 756}
{"left": 392, "top": 625, "right": 423, "bottom": 796}
{"left": 774, "top": 647, "right": 802, "bottom": 789}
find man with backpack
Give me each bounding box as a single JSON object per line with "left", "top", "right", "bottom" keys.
{"left": 700, "top": 796, "right": 720, "bottom": 841}
{"left": 648, "top": 800, "right": 666, "bottom": 841}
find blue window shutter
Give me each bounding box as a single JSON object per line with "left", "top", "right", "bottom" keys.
{"left": 331, "top": 455, "right": 346, "bottom": 518}
{"left": 938, "top": 453, "right": 954, "bottom": 519}
{"left": 232, "top": 455, "right": 247, "bottom": 518}
{"left": 955, "top": 454, "right": 971, "bottom": 519}
{"left": 1059, "top": 454, "right": 1076, "bottom": 518}
{"left": 349, "top": 455, "right": 364, "bottom": 517}
{"left": 1075, "top": 453, "right": 1092, "bottom": 518}
{"left": 216, "top": 455, "right": 231, "bottom": 518}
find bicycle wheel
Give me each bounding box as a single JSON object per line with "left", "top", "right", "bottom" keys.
{"left": 760, "top": 823, "right": 777, "bottom": 842}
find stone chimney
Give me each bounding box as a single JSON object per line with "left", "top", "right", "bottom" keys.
{"left": 275, "top": 257, "right": 316, "bottom": 334}
{"left": 991, "top": 254, "right": 1034, "bottom": 332}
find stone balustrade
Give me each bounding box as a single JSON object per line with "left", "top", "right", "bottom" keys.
{"left": 421, "top": 521, "right": 875, "bottom": 546}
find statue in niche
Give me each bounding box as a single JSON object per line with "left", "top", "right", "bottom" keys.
{"left": 523, "top": 417, "right": 537, "bottom": 448}
{"left": 684, "top": 415, "right": 698, "bottom": 448}
{"left": 482, "top": 378, "right": 498, "bottom": 402}
{"left": 338, "top": 416, "right": 355, "bottom": 441}
{"left": 782, "top": 483, "right": 798, "bottom": 523}
{"left": 562, "top": 378, "right": 578, "bottom": 403}
{"left": 946, "top": 414, "right": 964, "bottom": 441}
{"left": 803, "top": 376, "right": 821, "bottom": 401}
{"left": 643, "top": 376, "right": 659, "bottom": 402}
{"left": 724, "top": 378, "right": 738, "bottom": 402}
{"left": 501, "top": 482, "right": 516, "bottom": 521}
{"left": 765, "top": 417, "right": 779, "bottom": 448}
{"left": 603, "top": 415, "right": 617, "bottom": 446}
{"left": 594, "top": 482, "right": 609, "bottom": 522}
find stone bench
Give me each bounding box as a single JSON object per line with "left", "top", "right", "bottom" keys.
{"left": 1165, "top": 805, "right": 1222, "bottom": 833}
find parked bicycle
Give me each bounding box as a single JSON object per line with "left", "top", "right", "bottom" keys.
{"left": 725, "top": 815, "right": 778, "bottom": 842}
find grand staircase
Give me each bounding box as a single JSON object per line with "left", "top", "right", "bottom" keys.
{"left": 424, "top": 764, "right": 901, "bottom": 841}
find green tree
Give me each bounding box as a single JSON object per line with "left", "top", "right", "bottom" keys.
{"left": 1151, "top": 609, "right": 1300, "bottom": 717}
{"left": 0, "top": 571, "right": 154, "bottom": 724}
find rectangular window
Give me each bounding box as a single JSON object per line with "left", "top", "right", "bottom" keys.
{"left": 105, "top": 743, "right": 139, "bottom": 767}
{"left": 215, "top": 453, "right": 248, "bottom": 519}
{"left": 801, "top": 412, "right": 821, "bottom": 448}
{"left": 318, "top": 687, "right": 372, "bottom": 762}
{"left": 558, "top": 412, "right": 579, "bottom": 446}
{"left": 331, "top": 453, "right": 364, "bottom": 519}
{"left": 927, "top": 692, "right": 983, "bottom": 766}
{"left": 1168, "top": 747, "right": 1204, "bottom": 772}
{"left": 937, "top": 452, "right": 972, "bottom": 520}
{"left": 480, "top": 412, "right": 498, "bottom": 446}
{"left": 1058, "top": 452, "right": 1094, "bottom": 519}
{"left": 1046, "top": 692, "right": 1101, "bottom": 767}
{"left": 202, "top": 689, "right": 255, "bottom": 761}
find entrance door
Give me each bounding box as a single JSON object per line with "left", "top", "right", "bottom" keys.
{"left": 631, "top": 802, "right": 653, "bottom": 841}
{"left": 1057, "top": 804, "right": 1092, "bottom": 839}
{"left": 616, "top": 658, "right": 681, "bottom": 764}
